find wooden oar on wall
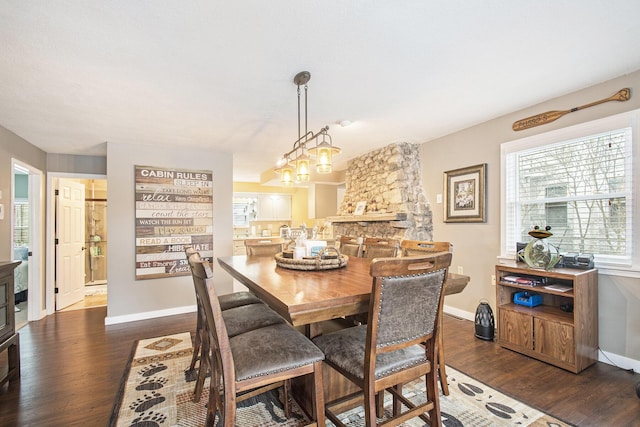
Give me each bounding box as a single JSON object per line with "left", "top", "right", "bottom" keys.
{"left": 512, "top": 88, "right": 631, "bottom": 131}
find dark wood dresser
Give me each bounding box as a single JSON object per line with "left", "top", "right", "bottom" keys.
{"left": 0, "top": 261, "right": 21, "bottom": 386}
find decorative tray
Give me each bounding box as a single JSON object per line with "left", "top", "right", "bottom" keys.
{"left": 274, "top": 247, "right": 348, "bottom": 271}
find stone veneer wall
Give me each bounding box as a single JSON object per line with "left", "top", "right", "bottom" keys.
{"left": 334, "top": 143, "right": 433, "bottom": 241}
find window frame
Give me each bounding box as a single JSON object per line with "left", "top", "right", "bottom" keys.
{"left": 501, "top": 108, "right": 640, "bottom": 277}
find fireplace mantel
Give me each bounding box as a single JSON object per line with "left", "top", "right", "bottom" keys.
{"left": 327, "top": 212, "right": 408, "bottom": 225}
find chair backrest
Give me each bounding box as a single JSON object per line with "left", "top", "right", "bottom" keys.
{"left": 368, "top": 252, "right": 452, "bottom": 352}
{"left": 400, "top": 240, "right": 453, "bottom": 257}
{"left": 363, "top": 237, "right": 400, "bottom": 259}
{"left": 339, "top": 236, "right": 363, "bottom": 258}
{"left": 244, "top": 237, "right": 285, "bottom": 257}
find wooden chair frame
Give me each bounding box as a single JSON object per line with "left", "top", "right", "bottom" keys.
{"left": 339, "top": 236, "right": 363, "bottom": 258}
{"left": 399, "top": 240, "right": 453, "bottom": 395}
{"left": 314, "top": 253, "right": 451, "bottom": 427}
{"left": 400, "top": 240, "right": 452, "bottom": 257}
{"left": 190, "top": 259, "right": 325, "bottom": 427}
{"left": 244, "top": 237, "right": 285, "bottom": 256}
{"left": 362, "top": 237, "right": 400, "bottom": 259}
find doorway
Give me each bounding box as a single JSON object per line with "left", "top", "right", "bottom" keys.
{"left": 11, "top": 160, "right": 43, "bottom": 329}
{"left": 50, "top": 176, "right": 108, "bottom": 312}
{"left": 71, "top": 178, "right": 108, "bottom": 310}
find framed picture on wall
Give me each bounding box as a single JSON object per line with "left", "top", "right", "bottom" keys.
{"left": 444, "top": 163, "right": 486, "bottom": 223}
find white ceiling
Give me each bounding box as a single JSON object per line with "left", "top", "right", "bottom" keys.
{"left": 2, "top": 1, "right": 640, "bottom": 182}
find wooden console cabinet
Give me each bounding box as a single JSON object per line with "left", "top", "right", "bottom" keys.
{"left": 0, "top": 261, "right": 21, "bottom": 385}
{"left": 495, "top": 261, "right": 598, "bottom": 373}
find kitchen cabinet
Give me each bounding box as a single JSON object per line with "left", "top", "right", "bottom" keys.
{"left": 257, "top": 194, "right": 291, "bottom": 221}
{"left": 233, "top": 239, "right": 246, "bottom": 256}
{"left": 495, "top": 261, "right": 598, "bottom": 373}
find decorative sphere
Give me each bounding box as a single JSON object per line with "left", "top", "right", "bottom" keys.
{"left": 523, "top": 238, "right": 562, "bottom": 270}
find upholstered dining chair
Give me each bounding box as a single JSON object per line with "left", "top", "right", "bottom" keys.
{"left": 185, "top": 247, "right": 284, "bottom": 402}
{"left": 399, "top": 240, "right": 453, "bottom": 395}
{"left": 190, "top": 259, "right": 326, "bottom": 427}
{"left": 313, "top": 252, "right": 452, "bottom": 427}
{"left": 339, "top": 236, "right": 363, "bottom": 258}
{"left": 362, "top": 237, "right": 400, "bottom": 259}
{"left": 244, "top": 237, "right": 285, "bottom": 256}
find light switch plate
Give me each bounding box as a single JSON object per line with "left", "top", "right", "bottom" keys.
{"left": 0, "top": 204, "right": 4, "bottom": 220}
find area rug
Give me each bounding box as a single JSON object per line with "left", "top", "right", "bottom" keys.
{"left": 110, "top": 333, "right": 573, "bottom": 427}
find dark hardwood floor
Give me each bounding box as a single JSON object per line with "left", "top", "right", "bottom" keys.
{"left": 0, "top": 308, "right": 638, "bottom": 426}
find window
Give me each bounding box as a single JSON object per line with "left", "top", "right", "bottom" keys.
{"left": 13, "top": 201, "right": 29, "bottom": 246}
{"left": 502, "top": 109, "right": 639, "bottom": 273}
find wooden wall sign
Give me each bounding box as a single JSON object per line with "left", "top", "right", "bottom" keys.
{"left": 134, "top": 165, "right": 213, "bottom": 280}
{"left": 512, "top": 88, "right": 631, "bottom": 131}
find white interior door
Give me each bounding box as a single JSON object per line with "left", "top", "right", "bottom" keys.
{"left": 56, "top": 179, "right": 86, "bottom": 310}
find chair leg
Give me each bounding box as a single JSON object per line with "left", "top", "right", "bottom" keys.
{"left": 283, "top": 379, "right": 292, "bottom": 418}
{"left": 193, "top": 343, "right": 209, "bottom": 402}
{"left": 189, "top": 315, "right": 203, "bottom": 371}
{"left": 364, "top": 384, "right": 377, "bottom": 427}
{"left": 426, "top": 370, "right": 442, "bottom": 427}
{"left": 438, "top": 315, "right": 449, "bottom": 396}
{"left": 375, "top": 391, "right": 384, "bottom": 418}
{"left": 312, "top": 361, "right": 326, "bottom": 427}
{"left": 392, "top": 384, "right": 402, "bottom": 416}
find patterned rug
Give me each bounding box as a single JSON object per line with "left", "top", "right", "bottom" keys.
{"left": 109, "top": 332, "right": 573, "bottom": 427}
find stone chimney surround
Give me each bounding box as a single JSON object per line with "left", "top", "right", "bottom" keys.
{"left": 328, "top": 142, "right": 433, "bottom": 241}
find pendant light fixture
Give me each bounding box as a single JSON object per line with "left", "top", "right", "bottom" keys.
{"left": 274, "top": 71, "right": 341, "bottom": 186}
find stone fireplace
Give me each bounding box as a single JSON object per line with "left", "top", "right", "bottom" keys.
{"left": 328, "top": 143, "right": 433, "bottom": 241}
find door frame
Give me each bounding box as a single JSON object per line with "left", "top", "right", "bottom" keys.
{"left": 11, "top": 159, "right": 44, "bottom": 322}
{"left": 45, "top": 172, "right": 107, "bottom": 315}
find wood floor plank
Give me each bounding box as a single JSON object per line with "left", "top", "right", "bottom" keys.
{"left": 0, "top": 308, "right": 638, "bottom": 426}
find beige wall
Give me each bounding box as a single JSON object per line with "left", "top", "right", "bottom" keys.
{"left": 106, "top": 142, "right": 233, "bottom": 323}
{"left": 421, "top": 70, "right": 640, "bottom": 364}
{"left": 0, "top": 126, "right": 46, "bottom": 261}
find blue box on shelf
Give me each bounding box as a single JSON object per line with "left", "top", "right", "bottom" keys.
{"left": 513, "top": 291, "right": 543, "bottom": 307}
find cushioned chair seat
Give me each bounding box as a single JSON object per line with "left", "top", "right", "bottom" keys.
{"left": 219, "top": 291, "right": 262, "bottom": 311}
{"left": 230, "top": 323, "right": 325, "bottom": 382}
{"left": 313, "top": 325, "right": 428, "bottom": 381}
{"left": 222, "top": 303, "right": 286, "bottom": 338}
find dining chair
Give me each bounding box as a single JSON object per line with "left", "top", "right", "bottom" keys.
{"left": 190, "top": 259, "right": 326, "bottom": 427}
{"left": 184, "top": 247, "right": 284, "bottom": 402}
{"left": 313, "top": 252, "right": 452, "bottom": 427}
{"left": 244, "top": 237, "right": 285, "bottom": 256}
{"left": 399, "top": 240, "right": 453, "bottom": 395}
{"left": 400, "top": 240, "right": 452, "bottom": 257}
{"left": 339, "top": 236, "right": 363, "bottom": 258}
{"left": 362, "top": 237, "right": 400, "bottom": 258}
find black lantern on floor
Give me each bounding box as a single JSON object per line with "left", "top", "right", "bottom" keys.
{"left": 475, "top": 300, "right": 495, "bottom": 341}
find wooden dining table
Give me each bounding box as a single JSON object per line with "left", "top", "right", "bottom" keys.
{"left": 217, "top": 254, "right": 470, "bottom": 398}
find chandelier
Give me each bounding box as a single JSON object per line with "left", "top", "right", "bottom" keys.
{"left": 274, "top": 71, "right": 341, "bottom": 186}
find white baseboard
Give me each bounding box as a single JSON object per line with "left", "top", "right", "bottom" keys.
{"left": 104, "top": 304, "right": 196, "bottom": 325}
{"left": 599, "top": 349, "right": 640, "bottom": 373}
{"left": 443, "top": 305, "right": 475, "bottom": 322}
{"left": 442, "top": 305, "right": 640, "bottom": 373}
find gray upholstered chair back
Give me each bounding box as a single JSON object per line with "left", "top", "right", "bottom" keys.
{"left": 375, "top": 268, "right": 446, "bottom": 347}
{"left": 369, "top": 252, "right": 452, "bottom": 349}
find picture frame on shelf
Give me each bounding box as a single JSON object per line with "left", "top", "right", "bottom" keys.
{"left": 353, "top": 201, "right": 367, "bottom": 215}
{"left": 444, "top": 163, "right": 486, "bottom": 223}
